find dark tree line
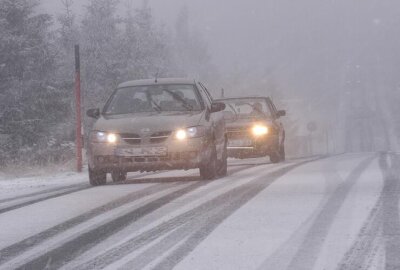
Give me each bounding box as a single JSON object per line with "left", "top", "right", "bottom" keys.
{"left": 0, "top": 0, "right": 214, "bottom": 167}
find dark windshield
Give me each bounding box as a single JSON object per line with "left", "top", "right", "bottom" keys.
{"left": 221, "top": 98, "right": 271, "bottom": 120}
{"left": 103, "top": 84, "right": 202, "bottom": 115}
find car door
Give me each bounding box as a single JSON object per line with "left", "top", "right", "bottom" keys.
{"left": 198, "top": 82, "right": 226, "bottom": 159}
{"left": 266, "top": 98, "right": 285, "bottom": 144}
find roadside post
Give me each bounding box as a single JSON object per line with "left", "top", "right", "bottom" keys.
{"left": 75, "top": 45, "right": 83, "bottom": 172}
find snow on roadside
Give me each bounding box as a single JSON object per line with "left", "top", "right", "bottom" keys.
{"left": 0, "top": 168, "right": 88, "bottom": 201}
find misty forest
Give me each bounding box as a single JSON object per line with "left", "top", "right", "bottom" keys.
{"left": 0, "top": 0, "right": 399, "bottom": 167}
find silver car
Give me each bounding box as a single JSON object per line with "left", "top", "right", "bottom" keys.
{"left": 86, "top": 78, "right": 227, "bottom": 185}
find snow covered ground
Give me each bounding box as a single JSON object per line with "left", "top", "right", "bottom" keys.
{"left": 0, "top": 153, "right": 399, "bottom": 270}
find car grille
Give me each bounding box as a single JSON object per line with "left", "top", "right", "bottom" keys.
{"left": 227, "top": 127, "right": 250, "bottom": 139}
{"left": 150, "top": 131, "right": 172, "bottom": 144}
{"left": 120, "top": 133, "right": 141, "bottom": 145}
{"left": 120, "top": 131, "right": 172, "bottom": 145}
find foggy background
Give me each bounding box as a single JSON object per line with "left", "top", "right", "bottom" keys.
{"left": 1, "top": 0, "right": 399, "bottom": 167}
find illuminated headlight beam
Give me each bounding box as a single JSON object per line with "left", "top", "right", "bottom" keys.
{"left": 252, "top": 125, "right": 269, "bottom": 136}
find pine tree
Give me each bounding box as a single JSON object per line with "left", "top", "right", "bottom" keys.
{"left": 174, "top": 6, "right": 217, "bottom": 82}
{"left": 80, "top": 0, "right": 123, "bottom": 109}
{"left": 121, "top": 1, "right": 173, "bottom": 81}
{"left": 0, "top": 0, "right": 67, "bottom": 165}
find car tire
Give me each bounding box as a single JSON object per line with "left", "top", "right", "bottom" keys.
{"left": 217, "top": 141, "right": 228, "bottom": 177}
{"left": 269, "top": 152, "right": 281, "bottom": 164}
{"left": 200, "top": 144, "right": 217, "bottom": 180}
{"left": 269, "top": 139, "right": 282, "bottom": 163}
{"left": 89, "top": 167, "right": 107, "bottom": 186}
{"left": 280, "top": 143, "right": 286, "bottom": 162}
{"left": 111, "top": 171, "right": 127, "bottom": 182}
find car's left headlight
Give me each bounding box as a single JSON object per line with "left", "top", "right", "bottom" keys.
{"left": 252, "top": 124, "right": 269, "bottom": 137}
{"left": 91, "top": 131, "right": 119, "bottom": 144}
{"left": 175, "top": 126, "right": 206, "bottom": 140}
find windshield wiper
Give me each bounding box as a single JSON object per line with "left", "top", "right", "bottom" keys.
{"left": 146, "top": 91, "right": 162, "bottom": 113}
{"left": 244, "top": 102, "right": 267, "bottom": 118}
{"left": 151, "top": 100, "right": 162, "bottom": 112}
{"left": 163, "top": 89, "right": 194, "bottom": 111}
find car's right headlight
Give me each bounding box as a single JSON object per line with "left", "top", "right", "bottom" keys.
{"left": 252, "top": 124, "right": 269, "bottom": 137}
{"left": 91, "top": 131, "right": 119, "bottom": 144}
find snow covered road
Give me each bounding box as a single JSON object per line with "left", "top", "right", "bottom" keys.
{"left": 0, "top": 153, "right": 399, "bottom": 270}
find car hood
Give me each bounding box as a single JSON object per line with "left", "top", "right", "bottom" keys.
{"left": 93, "top": 111, "right": 204, "bottom": 134}
{"left": 225, "top": 118, "right": 273, "bottom": 130}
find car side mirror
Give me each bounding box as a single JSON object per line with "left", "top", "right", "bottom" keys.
{"left": 277, "top": 110, "right": 286, "bottom": 117}
{"left": 87, "top": 108, "right": 100, "bottom": 119}
{"left": 210, "top": 102, "right": 226, "bottom": 113}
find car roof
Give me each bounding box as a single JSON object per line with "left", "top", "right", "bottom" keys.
{"left": 216, "top": 96, "right": 271, "bottom": 102}
{"left": 118, "top": 78, "right": 196, "bottom": 88}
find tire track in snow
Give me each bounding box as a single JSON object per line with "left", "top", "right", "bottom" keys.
{"left": 67, "top": 164, "right": 270, "bottom": 269}
{"left": 382, "top": 153, "right": 400, "bottom": 269}
{"left": 148, "top": 159, "right": 325, "bottom": 270}
{"left": 255, "top": 159, "right": 350, "bottom": 270}
{"left": 0, "top": 182, "right": 182, "bottom": 266}
{"left": 113, "top": 201, "right": 229, "bottom": 270}
{"left": 337, "top": 153, "right": 400, "bottom": 270}
{"left": 0, "top": 163, "right": 257, "bottom": 268}
{"left": 14, "top": 180, "right": 214, "bottom": 270}
{"left": 284, "top": 155, "right": 376, "bottom": 270}
{"left": 75, "top": 158, "right": 320, "bottom": 270}
{"left": 0, "top": 171, "right": 165, "bottom": 214}
{"left": 0, "top": 183, "right": 87, "bottom": 204}
{"left": 0, "top": 185, "right": 92, "bottom": 215}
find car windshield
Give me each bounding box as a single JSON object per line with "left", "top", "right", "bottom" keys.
{"left": 103, "top": 84, "right": 202, "bottom": 115}
{"left": 221, "top": 98, "right": 271, "bottom": 120}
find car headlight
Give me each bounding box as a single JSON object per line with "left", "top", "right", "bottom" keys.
{"left": 252, "top": 125, "right": 269, "bottom": 137}
{"left": 175, "top": 126, "right": 205, "bottom": 140}
{"left": 176, "top": 129, "right": 188, "bottom": 140}
{"left": 91, "top": 131, "right": 119, "bottom": 143}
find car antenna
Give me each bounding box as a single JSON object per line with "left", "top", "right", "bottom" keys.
{"left": 155, "top": 71, "right": 159, "bottom": 83}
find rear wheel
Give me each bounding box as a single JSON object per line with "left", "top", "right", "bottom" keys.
{"left": 280, "top": 143, "right": 286, "bottom": 162}
{"left": 269, "top": 152, "right": 281, "bottom": 164}
{"left": 89, "top": 167, "right": 107, "bottom": 186}
{"left": 111, "top": 170, "right": 127, "bottom": 182}
{"left": 200, "top": 144, "right": 217, "bottom": 180}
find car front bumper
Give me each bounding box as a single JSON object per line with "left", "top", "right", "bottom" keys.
{"left": 88, "top": 137, "right": 208, "bottom": 172}
{"left": 227, "top": 135, "right": 278, "bottom": 158}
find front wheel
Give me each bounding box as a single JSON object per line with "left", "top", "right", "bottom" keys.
{"left": 111, "top": 170, "right": 127, "bottom": 182}
{"left": 270, "top": 142, "right": 285, "bottom": 163}
{"left": 217, "top": 141, "right": 228, "bottom": 177}
{"left": 89, "top": 167, "right": 107, "bottom": 186}
{"left": 199, "top": 144, "right": 217, "bottom": 180}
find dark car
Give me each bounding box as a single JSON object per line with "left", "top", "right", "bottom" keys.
{"left": 216, "top": 96, "right": 286, "bottom": 163}
{"left": 86, "top": 78, "right": 227, "bottom": 185}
